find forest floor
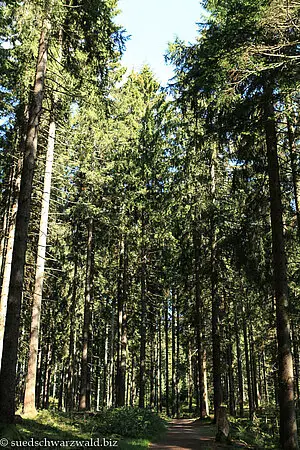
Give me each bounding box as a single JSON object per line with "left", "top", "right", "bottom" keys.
{"left": 0, "top": 409, "right": 166, "bottom": 449}
{"left": 149, "top": 418, "right": 251, "bottom": 450}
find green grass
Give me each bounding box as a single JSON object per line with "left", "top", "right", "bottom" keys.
{"left": 0, "top": 408, "right": 166, "bottom": 449}
{"left": 118, "top": 438, "right": 151, "bottom": 449}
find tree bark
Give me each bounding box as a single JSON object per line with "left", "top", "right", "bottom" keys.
{"left": 193, "top": 226, "right": 208, "bottom": 417}
{"left": 210, "top": 145, "right": 222, "bottom": 421}
{"left": 102, "top": 322, "right": 109, "bottom": 408}
{"left": 0, "top": 168, "right": 13, "bottom": 279}
{"left": 286, "top": 115, "right": 300, "bottom": 236}
{"left": 0, "top": 24, "right": 48, "bottom": 423}
{"left": 116, "top": 236, "right": 124, "bottom": 406}
{"left": 176, "top": 303, "right": 180, "bottom": 417}
{"left": 139, "top": 212, "right": 146, "bottom": 408}
{"left": 235, "top": 305, "right": 244, "bottom": 417}
{"left": 23, "top": 114, "right": 56, "bottom": 415}
{"left": 227, "top": 325, "right": 235, "bottom": 416}
{"left": 165, "top": 295, "right": 170, "bottom": 416}
{"left": 66, "top": 237, "right": 78, "bottom": 412}
{"left": 107, "top": 296, "right": 116, "bottom": 408}
{"left": 249, "top": 323, "right": 259, "bottom": 409}
{"left": 188, "top": 341, "right": 193, "bottom": 412}
{"left": 58, "top": 368, "right": 65, "bottom": 411}
{"left": 79, "top": 217, "right": 93, "bottom": 410}
{"left": 264, "top": 85, "right": 298, "bottom": 449}
{"left": 291, "top": 320, "right": 300, "bottom": 404}
{"left": 0, "top": 160, "right": 21, "bottom": 369}
{"left": 150, "top": 338, "right": 155, "bottom": 409}
{"left": 158, "top": 314, "right": 162, "bottom": 413}
{"left": 262, "top": 350, "right": 269, "bottom": 405}
{"left": 116, "top": 236, "right": 128, "bottom": 406}
{"left": 243, "top": 309, "right": 254, "bottom": 419}
{"left": 171, "top": 293, "right": 176, "bottom": 417}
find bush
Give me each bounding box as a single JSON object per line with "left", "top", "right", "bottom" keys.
{"left": 91, "top": 407, "right": 166, "bottom": 439}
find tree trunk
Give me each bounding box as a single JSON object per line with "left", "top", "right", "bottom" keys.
{"left": 116, "top": 236, "right": 124, "bottom": 406}
{"left": 58, "top": 368, "right": 65, "bottom": 411}
{"left": 0, "top": 24, "right": 48, "bottom": 423}
{"left": 235, "top": 305, "right": 244, "bottom": 417}
{"left": 165, "top": 295, "right": 170, "bottom": 416}
{"left": 0, "top": 166, "right": 13, "bottom": 278}
{"left": 150, "top": 338, "right": 155, "bottom": 409}
{"left": 188, "top": 341, "right": 193, "bottom": 412}
{"left": 120, "top": 237, "right": 128, "bottom": 406}
{"left": 249, "top": 323, "right": 259, "bottom": 409}
{"left": 23, "top": 114, "right": 56, "bottom": 415}
{"left": 286, "top": 115, "right": 300, "bottom": 236}
{"left": 176, "top": 303, "right": 180, "bottom": 418}
{"left": 171, "top": 293, "right": 176, "bottom": 417}
{"left": 139, "top": 212, "right": 146, "bottom": 408}
{"left": 291, "top": 320, "right": 300, "bottom": 403}
{"left": 203, "top": 348, "right": 209, "bottom": 416}
{"left": 79, "top": 217, "right": 93, "bottom": 410}
{"left": 66, "top": 241, "right": 78, "bottom": 412}
{"left": 227, "top": 339, "right": 235, "bottom": 416}
{"left": 130, "top": 353, "right": 136, "bottom": 406}
{"left": 36, "top": 346, "right": 42, "bottom": 410}
{"left": 158, "top": 315, "right": 162, "bottom": 413}
{"left": 262, "top": 350, "right": 269, "bottom": 405}
{"left": 41, "top": 336, "right": 50, "bottom": 409}
{"left": 243, "top": 309, "right": 254, "bottom": 419}
{"left": 0, "top": 160, "right": 21, "bottom": 369}
{"left": 193, "top": 226, "right": 207, "bottom": 417}
{"left": 211, "top": 145, "right": 222, "bottom": 421}
{"left": 107, "top": 296, "right": 116, "bottom": 408}
{"left": 264, "top": 86, "right": 298, "bottom": 449}
{"left": 102, "top": 322, "right": 109, "bottom": 408}
{"left": 116, "top": 236, "right": 128, "bottom": 407}
{"left": 44, "top": 341, "right": 54, "bottom": 410}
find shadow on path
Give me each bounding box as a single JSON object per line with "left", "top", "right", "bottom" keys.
{"left": 149, "top": 418, "right": 249, "bottom": 450}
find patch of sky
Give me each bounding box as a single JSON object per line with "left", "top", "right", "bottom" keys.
{"left": 115, "top": 0, "right": 206, "bottom": 86}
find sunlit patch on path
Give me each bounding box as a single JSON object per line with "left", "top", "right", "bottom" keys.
{"left": 149, "top": 418, "right": 249, "bottom": 450}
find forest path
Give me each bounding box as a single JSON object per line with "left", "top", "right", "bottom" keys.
{"left": 149, "top": 418, "right": 249, "bottom": 450}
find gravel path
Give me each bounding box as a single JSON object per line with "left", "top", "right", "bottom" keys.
{"left": 149, "top": 418, "right": 248, "bottom": 450}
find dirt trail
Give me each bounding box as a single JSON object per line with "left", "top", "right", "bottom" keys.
{"left": 149, "top": 418, "right": 248, "bottom": 450}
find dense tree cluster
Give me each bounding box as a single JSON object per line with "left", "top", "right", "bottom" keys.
{"left": 0, "top": 0, "right": 299, "bottom": 449}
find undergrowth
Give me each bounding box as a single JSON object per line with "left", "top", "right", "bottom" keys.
{"left": 230, "top": 412, "right": 280, "bottom": 449}
{"left": 0, "top": 407, "right": 166, "bottom": 449}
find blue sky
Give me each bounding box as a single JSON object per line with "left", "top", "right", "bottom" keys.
{"left": 116, "top": 0, "right": 205, "bottom": 85}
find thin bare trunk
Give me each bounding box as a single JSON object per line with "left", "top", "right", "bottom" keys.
{"left": 211, "top": 145, "right": 222, "bottom": 421}
{"left": 243, "top": 309, "right": 254, "bottom": 419}
{"left": 0, "top": 166, "right": 15, "bottom": 276}
{"left": 171, "top": 293, "right": 176, "bottom": 417}
{"left": 79, "top": 217, "right": 93, "bottom": 410}
{"left": 0, "top": 161, "right": 21, "bottom": 369}
{"left": 0, "top": 24, "right": 48, "bottom": 423}
{"left": 287, "top": 115, "right": 300, "bottom": 236}
{"left": 102, "top": 323, "right": 109, "bottom": 407}
{"left": 139, "top": 212, "right": 146, "bottom": 408}
{"left": 66, "top": 243, "right": 78, "bottom": 412}
{"left": 116, "top": 236, "right": 127, "bottom": 406}
{"left": 158, "top": 315, "right": 162, "bottom": 413}
{"left": 235, "top": 305, "right": 244, "bottom": 417}
{"left": 165, "top": 295, "right": 170, "bottom": 416}
{"left": 23, "top": 115, "right": 55, "bottom": 415}
{"left": 176, "top": 303, "right": 180, "bottom": 417}
{"left": 264, "top": 86, "right": 298, "bottom": 449}
{"left": 193, "top": 226, "right": 207, "bottom": 417}
{"left": 291, "top": 321, "right": 300, "bottom": 402}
